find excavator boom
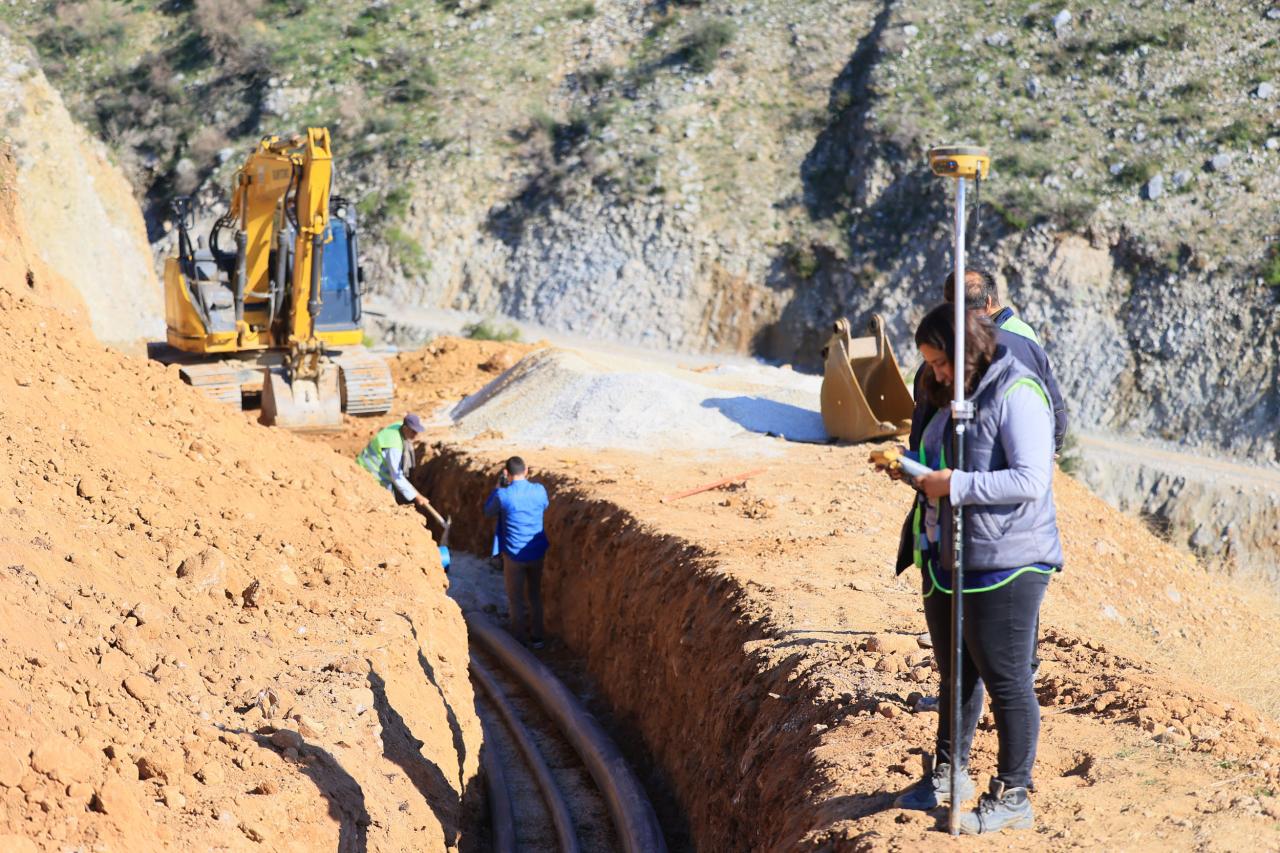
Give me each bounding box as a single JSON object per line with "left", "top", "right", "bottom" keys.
{"left": 260, "top": 128, "right": 342, "bottom": 429}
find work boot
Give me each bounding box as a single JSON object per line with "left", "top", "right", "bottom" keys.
{"left": 894, "top": 754, "right": 975, "bottom": 810}
{"left": 958, "top": 778, "right": 1034, "bottom": 834}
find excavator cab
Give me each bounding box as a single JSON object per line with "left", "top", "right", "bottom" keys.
{"left": 819, "top": 314, "right": 914, "bottom": 443}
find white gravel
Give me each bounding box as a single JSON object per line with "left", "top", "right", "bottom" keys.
{"left": 448, "top": 347, "right": 826, "bottom": 451}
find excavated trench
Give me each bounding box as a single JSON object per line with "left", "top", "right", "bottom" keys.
{"left": 417, "top": 446, "right": 844, "bottom": 852}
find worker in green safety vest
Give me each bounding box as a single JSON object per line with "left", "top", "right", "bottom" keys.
{"left": 357, "top": 413, "right": 434, "bottom": 513}
{"left": 941, "top": 269, "right": 1067, "bottom": 449}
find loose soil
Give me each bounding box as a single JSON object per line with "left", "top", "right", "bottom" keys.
{"left": 309, "top": 336, "right": 541, "bottom": 460}
{"left": 420, "top": 437, "right": 1280, "bottom": 851}
{"left": 0, "top": 153, "right": 482, "bottom": 851}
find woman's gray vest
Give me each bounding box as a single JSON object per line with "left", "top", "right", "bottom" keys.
{"left": 940, "top": 352, "right": 1065, "bottom": 572}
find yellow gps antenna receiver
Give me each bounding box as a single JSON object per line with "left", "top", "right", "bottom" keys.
{"left": 927, "top": 142, "right": 990, "bottom": 838}
{"left": 927, "top": 145, "right": 991, "bottom": 180}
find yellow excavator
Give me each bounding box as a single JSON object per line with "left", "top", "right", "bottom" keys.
{"left": 151, "top": 127, "right": 392, "bottom": 428}
{"left": 819, "top": 314, "right": 914, "bottom": 442}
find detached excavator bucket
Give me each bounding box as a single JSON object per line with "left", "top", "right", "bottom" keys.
{"left": 820, "top": 314, "right": 914, "bottom": 443}
{"left": 260, "top": 362, "right": 342, "bottom": 430}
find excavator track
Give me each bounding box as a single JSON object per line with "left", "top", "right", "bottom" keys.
{"left": 150, "top": 344, "right": 393, "bottom": 419}
{"left": 335, "top": 351, "right": 394, "bottom": 416}
{"left": 174, "top": 359, "right": 264, "bottom": 407}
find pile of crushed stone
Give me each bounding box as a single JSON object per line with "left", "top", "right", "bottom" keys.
{"left": 448, "top": 347, "right": 827, "bottom": 450}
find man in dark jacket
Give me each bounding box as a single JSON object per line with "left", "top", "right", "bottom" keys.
{"left": 932, "top": 270, "right": 1067, "bottom": 451}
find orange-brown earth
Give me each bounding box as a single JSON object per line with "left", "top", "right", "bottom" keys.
{"left": 311, "top": 336, "right": 541, "bottom": 460}
{"left": 384, "top": 332, "right": 1280, "bottom": 851}
{"left": 0, "top": 150, "right": 481, "bottom": 851}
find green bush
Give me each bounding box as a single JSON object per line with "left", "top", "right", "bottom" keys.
{"left": 1111, "top": 157, "right": 1160, "bottom": 187}
{"left": 1051, "top": 196, "right": 1097, "bottom": 232}
{"left": 1170, "top": 79, "right": 1210, "bottom": 98}
{"left": 462, "top": 318, "right": 522, "bottom": 341}
{"left": 1217, "top": 118, "right": 1262, "bottom": 147}
{"left": 646, "top": 13, "right": 679, "bottom": 42}
{"left": 1057, "top": 431, "right": 1084, "bottom": 476}
{"left": 999, "top": 150, "right": 1052, "bottom": 179}
{"left": 989, "top": 185, "right": 1040, "bottom": 230}
{"left": 1263, "top": 244, "right": 1280, "bottom": 287}
{"left": 388, "top": 68, "right": 437, "bottom": 103}
{"left": 194, "top": 0, "right": 274, "bottom": 76}
{"left": 786, "top": 244, "right": 819, "bottom": 279}
{"left": 531, "top": 108, "right": 558, "bottom": 137}
{"left": 682, "top": 19, "right": 735, "bottom": 73}
{"left": 581, "top": 65, "right": 613, "bottom": 92}
{"left": 566, "top": 2, "right": 596, "bottom": 21}
{"left": 385, "top": 225, "right": 429, "bottom": 275}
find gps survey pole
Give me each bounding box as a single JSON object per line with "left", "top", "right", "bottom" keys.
{"left": 926, "top": 145, "right": 990, "bottom": 836}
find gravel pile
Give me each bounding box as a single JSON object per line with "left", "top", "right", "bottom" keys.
{"left": 450, "top": 347, "right": 826, "bottom": 450}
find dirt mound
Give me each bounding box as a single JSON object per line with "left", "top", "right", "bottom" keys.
{"left": 397, "top": 336, "right": 542, "bottom": 408}
{"left": 307, "top": 335, "right": 540, "bottom": 459}
{"left": 0, "top": 164, "right": 481, "bottom": 849}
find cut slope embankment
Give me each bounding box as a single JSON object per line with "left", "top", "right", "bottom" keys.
{"left": 0, "top": 153, "right": 481, "bottom": 851}
{"left": 0, "top": 35, "right": 162, "bottom": 348}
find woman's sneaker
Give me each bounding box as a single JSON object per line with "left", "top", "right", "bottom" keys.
{"left": 959, "top": 779, "right": 1034, "bottom": 834}
{"left": 894, "top": 755, "right": 975, "bottom": 810}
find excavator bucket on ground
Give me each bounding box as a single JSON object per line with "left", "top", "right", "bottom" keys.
{"left": 820, "top": 314, "right": 914, "bottom": 443}
{"left": 260, "top": 361, "right": 343, "bottom": 429}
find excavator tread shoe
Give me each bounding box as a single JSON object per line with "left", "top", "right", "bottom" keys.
{"left": 335, "top": 351, "right": 394, "bottom": 416}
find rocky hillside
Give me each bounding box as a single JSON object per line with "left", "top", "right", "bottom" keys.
{"left": 3, "top": 1, "right": 1276, "bottom": 558}
{"left": 0, "top": 34, "right": 162, "bottom": 347}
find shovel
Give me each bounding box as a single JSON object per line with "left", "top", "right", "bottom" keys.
{"left": 420, "top": 501, "right": 452, "bottom": 572}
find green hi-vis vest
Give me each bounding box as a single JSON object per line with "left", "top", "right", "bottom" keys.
{"left": 999, "top": 314, "right": 1040, "bottom": 345}
{"left": 357, "top": 422, "right": 405, "bottom": 488}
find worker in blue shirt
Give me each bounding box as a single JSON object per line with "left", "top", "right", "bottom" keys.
{"left": 484, "top": 456, "right": 550, "bottom": 648}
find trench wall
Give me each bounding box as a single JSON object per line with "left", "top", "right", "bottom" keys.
{"left": 419, "top": 446, "right": 837, "bottom": 851}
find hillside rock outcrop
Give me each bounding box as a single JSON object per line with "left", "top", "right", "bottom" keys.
{"left": 0, "top": 35, "right": 161, "bottom": 347}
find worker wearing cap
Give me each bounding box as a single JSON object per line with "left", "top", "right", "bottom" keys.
{"left": 357, "top": 413, "right": 433, "bottom": 513}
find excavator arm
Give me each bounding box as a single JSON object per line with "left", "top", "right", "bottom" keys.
{"left": 260, "top": 128, "right": 343, "bottom": 428}
{"left": 284, "top": 127, "right": 332, "bottom": 348}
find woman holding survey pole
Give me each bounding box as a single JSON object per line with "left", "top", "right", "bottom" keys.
{"left": 873, "top": 303, "right": 1062, "bottom": 835}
